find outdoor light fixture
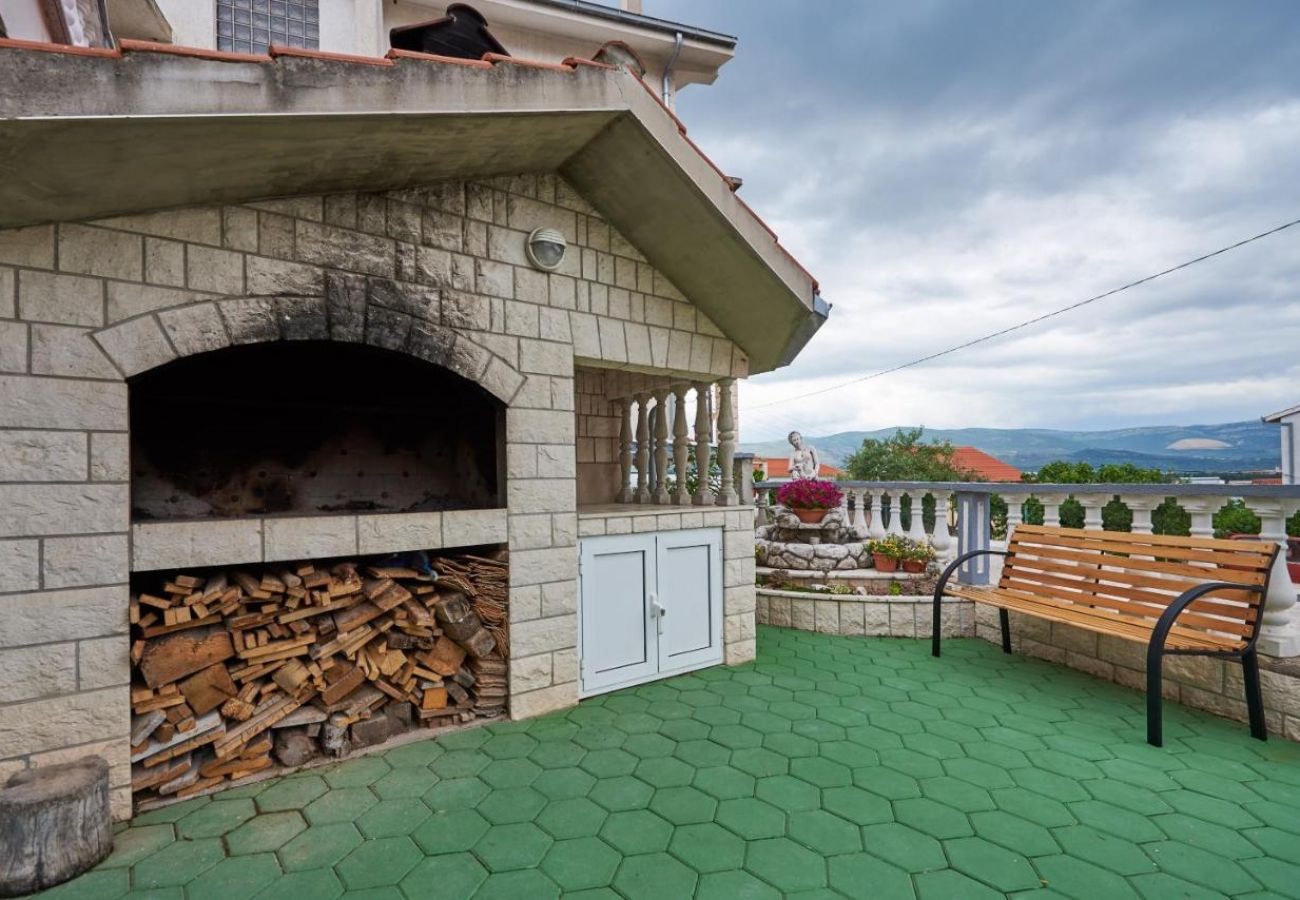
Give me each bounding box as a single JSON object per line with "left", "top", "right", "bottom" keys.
{"left": 525, "top": 227, "right": 567, "bottom": 271}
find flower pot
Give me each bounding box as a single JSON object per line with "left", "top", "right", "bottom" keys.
{"left": 872, "top": 553, "right": 898, "bottom": 572}
{"left": 793, "top": 508, "right": 828, "bottom": 524}
{"left": 901, "top": 559, "right": 926, "bottom": 574}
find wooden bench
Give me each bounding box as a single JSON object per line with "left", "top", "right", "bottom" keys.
{"left": 932, "top": 524, "right": 1282, "bottom": 746}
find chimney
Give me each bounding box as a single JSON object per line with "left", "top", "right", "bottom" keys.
{"left": 620, "top": 0, "right": 643, "bottom": 14}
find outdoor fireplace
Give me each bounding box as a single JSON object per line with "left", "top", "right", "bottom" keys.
{"left": 129, "top": 341, "right": 503, "bottom": 521}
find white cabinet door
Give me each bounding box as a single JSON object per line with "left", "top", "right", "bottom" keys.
{"left": 656, "top": 528, "right": 723, "bottom": 676}
{"left": 579, "top": 528, "right": 722, "bottom": 697}
{"left": 579, "top": 533, "right": 658, "bottom": 696}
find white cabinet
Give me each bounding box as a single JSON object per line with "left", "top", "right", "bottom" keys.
{"left": 578, "top": 528, "right": 723, "bottom": 697}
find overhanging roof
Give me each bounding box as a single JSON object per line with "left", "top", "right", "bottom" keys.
{"left": 0, "top": 39, "right": 824, "bottom": 374}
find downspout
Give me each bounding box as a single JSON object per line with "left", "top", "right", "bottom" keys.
{"left": 662, "top": 31, "right": 683, "bottom": 107}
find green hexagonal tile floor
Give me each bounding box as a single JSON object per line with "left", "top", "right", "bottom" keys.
{"left": 44, "top": 628, "right": 1300, "bottom": 898}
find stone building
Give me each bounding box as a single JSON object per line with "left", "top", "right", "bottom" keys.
{"left": 0, "top": 4, "right": 825, "bottom": 816}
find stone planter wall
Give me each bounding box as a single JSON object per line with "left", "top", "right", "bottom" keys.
{"left": 757, "top": 589, "right": 971, "bottom": 640}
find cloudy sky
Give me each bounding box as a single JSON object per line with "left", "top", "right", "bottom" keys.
{"left": 648, "top": 0, "right": 1300, "bottom": 442}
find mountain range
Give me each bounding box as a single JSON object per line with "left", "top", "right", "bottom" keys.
{"left": 741, "top": 421, "right": 1282, "bottom": 475}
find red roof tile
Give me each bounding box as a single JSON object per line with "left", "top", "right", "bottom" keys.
{"left": 757, "top": 457, "right": 844, "bottom": 479}
{"left": 118, "top": 39, "right": 269, "bottom": 64}
{"left": 952, "top": 447, "right": 1022, "bottom": 483}
{"left": 0, "top": 36, "right": 119, "bottom": 57}
{"left": 386, "top": 48, "right": 493, "bottom": 68}
{"left": 269, "top": 44, "right": 394, "bottom": 67}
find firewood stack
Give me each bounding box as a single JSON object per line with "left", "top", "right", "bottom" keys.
{"left": 128, "top": 551, "right": 509, "bottom": 809}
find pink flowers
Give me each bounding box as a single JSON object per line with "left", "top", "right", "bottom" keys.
{"left": 777, "top": 478, "right": 843, "bottom": 510}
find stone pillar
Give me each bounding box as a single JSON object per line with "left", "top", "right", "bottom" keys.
{"left": 956, "top": 491, "right": 992, "bottom": 585}
{"left": 1039, "top": 494, "right": 1065, "bottom": 528}
{"left": 931, "top": 493, "right": 953, "bottom": 556}
{"left": 670, "top": 383, "right": 691, "bottom": 505}
{"left": 906, "top": 492, "right": 929, "bottom": 543}
{"left": 652, "top": 388, "right": 671, "bottom": 505}
{"left": 634, "top": 392, "right": 651, "bottom": 504}
{"left": 1005, "top": 493, "right": 1025, "bottom": 533}
{"left": 1126, "top": 494, "right": 1156, "bottom": 534}
{"left": 616, "top": 397, "right": 633, "bottom": 504}
{"left": 692, "top": 382, "right": 714, "bottom": 506}
{"left": 867, "top": 491, "right": 887, "bottom": 540}
{"left": 715, "top": 377, "right": 737, "bottom": 507}
{"left": 1183, "top": 497, "right": 1214, "bottom": 539}
{"left": 1254, "top": 498, "right": 1300, "bottom": 656}
{"left": 885, "top": 493, "right": 905, "bottom": 537}
{"left": 1082, "top": 496, "right": 1106, "bottom": 531}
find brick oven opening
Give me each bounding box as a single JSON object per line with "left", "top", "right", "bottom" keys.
{"left": 129, "top": 341, "right": 503, "bottom": 521}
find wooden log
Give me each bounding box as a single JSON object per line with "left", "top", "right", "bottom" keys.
{"left": 419, "top": 637, "right": 466, "bottom": 677}
{"left": 178, "top": 664, "right": 238, "bottom": 716}
{"left": 138, "top": 627, "right": 235, "bottom": 689}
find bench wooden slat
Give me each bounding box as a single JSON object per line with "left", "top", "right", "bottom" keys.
{"left": 1003, "top": 553, "right": 1263, "bottom": 606}
{"left": 1013, "top": 523, "right": 1278, "bottom": 557}
{"left": 1001, "top": 540, "right": 1270, "bottom": 587}
{"left": 1010, "top": 528, "right": 1275, "bottom": 571}
{"left": 998, "top": 574, "right": 1255, "bottom": 636}
{"left": 948, "top": 584, "right": 1246, "bottom": 651}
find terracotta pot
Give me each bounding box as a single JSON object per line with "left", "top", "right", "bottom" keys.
{"left": 901, "top": 559, "right": 926, "bottom": 574}
{"left": 872, "top": 553, "right": 898, "bottom": 572}
{"left": 793, "top": 508, "right": 828, "bottom": 524}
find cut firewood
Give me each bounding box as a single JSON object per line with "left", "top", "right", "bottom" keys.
{"left": 178, "top": 664, "right": 238, "bottom": 716}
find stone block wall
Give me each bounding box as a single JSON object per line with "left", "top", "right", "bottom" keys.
{"left": 0, "top": 171, "right": 751, "bottom": 816}
{"left": 575, "top": 367, "right": 622, "bottom": 505}
{"left": 758, "top": 590, "right": 972, "bottom": 641}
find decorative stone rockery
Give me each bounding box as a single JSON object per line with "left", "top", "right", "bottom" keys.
{"left": 127, "top": 550, "right": 508, "bottom": 811}
{"left": 0, "top": 756, "right": 112, "bottom": 897}
{"left": 756, "top": 507, "right": 872, "bottom": 571}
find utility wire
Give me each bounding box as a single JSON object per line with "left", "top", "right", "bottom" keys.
{"left": 749, "top": 215, "right": 1300, "bottom": 410}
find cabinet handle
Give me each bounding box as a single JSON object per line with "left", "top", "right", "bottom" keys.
{"left": 650, "top": 594, "right": 666, "bottom": 635}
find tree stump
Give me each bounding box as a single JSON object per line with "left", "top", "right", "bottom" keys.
{"left": 0, "top": 756, "right": 112, "bottom": 897}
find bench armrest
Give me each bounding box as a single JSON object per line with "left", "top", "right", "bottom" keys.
{"left": 934, "top": 548, "right": 1008, "bottom": 601}
{"left": 1150, "top": 581, "right": 1268, "bottom": 657}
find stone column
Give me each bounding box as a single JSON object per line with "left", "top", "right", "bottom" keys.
{"left": 931, "top": 493, "right": 953, "bottom": 556}
{"left": 1253, "top": 498, "right": 1300, "bottom": 656}
{"left": 1126, "top": 494, "right": 1156, "bottom": 534}
{"left": 906, "top": 492, "right": 929, "bottom": 543}
{"left": 1082, "top": 496, "right": 1105, "bottom": 531}
{"left": 1183, "top": 497, "right": 1214, "bottom": 539}
{"left": 692, "top": 381, "right": 714, "bottom": 506}
{"left": 955, "top": 491, "right": 993, "bottom": 585}
{"left": 634, "top": 392, "right": 651, "bottom": 504}
{"left": 1039, "top": 494, "right": 1065, "bottom": 528}
{"left": 1005, "top": 493, "right": 1025, "bottom": 533}
{"left": 885, "top": 494, "right": 905, "bottom": 537}
{"left": 867, "top": 491, "right": 887, "bottom": 540}
{"left": 616, "top": 397, "right": 633, "bottom": 504}
{"left": 652, "top": 387, "right": 671, "bottom": 505}
{"left": 671, "top": 383, "right": 691, "bottom": 505}
{"left": 715, "top": 377, "right": 737, "bottom": 507}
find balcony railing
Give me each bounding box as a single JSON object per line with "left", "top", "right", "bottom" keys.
{"left": 756, "top": 480, "right": 1300, "bottom": 656}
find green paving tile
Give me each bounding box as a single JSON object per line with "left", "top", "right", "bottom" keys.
{"left": 251, "top": 868, "right": 342, "bottom": 900}
{"left": 96, "top": 823, "right": 175, "bottom": 868}
{"left": 302, "top": 786, "right": 378, "bottom": 825}
{"left": 915, "top": 867, "right": 1006, "bottom": 899}
{"left": 895, "top": 797, "right": 972, "bottom": 840}
{"left": 473, "top": 821, "right": 553, "bottom": 871}
{"left": 756, "top": 773, "right": 822, "bottom": 811}
{"left": 379, "top": 736, "right": 444, "bottom": 768}
{"left": 744, "top": 836, "right": 828, "bottom": 893}
{"left": 479, "top": 756, "right": 541, "bottom": 788}
{"left": 969, "top": 810, "right": 1059, "bottom": 857}
{"left": 37, "top": 867, "right": 128, "bottom": 900}
{"left": 1032, "top": 854, "right": 1141, "bottom": 899}
{"left": 1143, "top": 841, "right": 1262, "bottom": 895}
{"left": 860, "top": 822, "right": 947, "bottom": 873}
{"left": 587, "top": 774, "right": 654, "bottom": 811}
{"left": 1153, "top": 812, "right": 1263, "bottom": 859}
{"left": 321, "top": 756, "right": 390, "bottom": 788}
{"left": 256, "top": 775, "right": 329, "bottom": 812}
{"left": 539, "top": 836, "right": 620, "bottom": 890}
{"left": 184, "top": 852, "right": 282, "bottom": 900}
{"left": 353, "top": 797, "right": 429, "bottom": 838}
{"left": 333, "top": 836, "right": 421, "bottom": 890}
{"left": 599, "top": 808, "right": 673, "bottom": 854}
{"left": 535, "top": 796, "right": 607, "bottom": 839}
{"left": 668, "top": 821, "right": 746, "bottom": 873}
{"left": 130, "top": 837, "right": 226, "bottom": 889}
{"left": 529, "top": 738, "right": 588, "bottom": 769}
{"left": 827, "top": 852, "right": 916, "bottom": 900}
{"left": 175, "top": 797, "right": 257, "bottom": 838}
{"left": 276, "top": 822, "right": 363, "bottom": 871}
{"left": 1054, "top": 824, "right": 1157, "bottom": 875}
{"left": 649, "top": 785, "right": 717, "bottom": 824}
{"left": 227, "top": 810, "right": 307, "bottom": 855}
{"left": 694, "top": 765, "right": 757, "bottom": 800}
{"left": 473, "top": 868, "right": 560, "bottom": 899}
{"left": 623, "top": 732, "right": 676, "bottom": 758}
{"left": 580, "top": 747, "right": 639, "bottom": 778}
{"left": 635, "top": 755, "right": 696, "bottom": 787}
{"left": 696, "top": 869, "right": 782, "bottom": 900}
{"left": 947, "top": 836, "right": 1042, "bottom": 892}
{"left": 1128, "top": 871, "right": 1232, "bottom": 900}
{"left": 398, "top": 852, "right": 487, "bottom": 900}
{"left": 613, "top": 851, "right": 698, "bottom": 900}
{"left": 369, "top": 765, "right": 438, "bottom": 800}
{"left": 410, "top": 808, "right": 489, "bottom": 854}
{"left": 475, "top": 785, "right": 546, "bottom": 823}
{"left": 717, "top": 797, "right": 787, "bottom": 840}
{"left": 789, "top": 809, "right": 864, "bottom": 855}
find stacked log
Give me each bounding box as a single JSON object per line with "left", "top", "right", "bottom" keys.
{"left": 128, "top": 551, "right": 508, "bottom": 809}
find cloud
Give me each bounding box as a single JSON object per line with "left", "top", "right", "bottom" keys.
{"left": 653, "top": 1, "right": 1300, "bottom": 440}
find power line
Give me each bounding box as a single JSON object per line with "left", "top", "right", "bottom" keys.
{"left": 750, "top": 215, "right": 1300, "bottom": 411}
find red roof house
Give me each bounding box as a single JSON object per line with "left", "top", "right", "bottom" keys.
{"left": 952, "top": 447, "right": 1022, "bottom": 482}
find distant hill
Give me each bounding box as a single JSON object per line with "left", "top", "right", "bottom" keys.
{"left": 742, "top": 421, "right": 1281, "bottom": 475}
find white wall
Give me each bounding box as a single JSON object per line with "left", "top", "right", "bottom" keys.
{"left": 1281, "top": 413, "right": 1298, "bottom": 485}
{"left": 152, "top": 0, "right": 213, "bottom": 47}
{"left": 1, "top": 0, "right": 54, "bottom": 41}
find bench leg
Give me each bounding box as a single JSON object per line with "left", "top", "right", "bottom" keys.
{"left": 931, "top": 587, "right": 944, "bottom": 658}
{"left": 998, "top": 609, "right": 1011, "bottom": 654}
{"left": 1146, "top": 640, "right": 1164, "bottom": 747}
{"left": 1242, "top": 650, "right": 1267, "bottom": 741}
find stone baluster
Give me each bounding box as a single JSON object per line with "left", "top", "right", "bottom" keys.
{"left": 1253, "top": 498, "right": 1300, "bottom": 656}
{"left": 1005, "top": 494, "right": 1025, "bottom": 534}
{"left": 670, "top": 383, "right": 691, "bottom": 505}
{"left": 1182, "top": 497, "right": 1214, "bottom": 539}
{"left": 616, "top": 397, "right": 633, "bottom": 504}
{"left": 1039, "top": 494, "right": 1064, "bottom": 528}
{"left": 633, "top": 392, "right": 651, "bottom": 504}
{"left": 692, "top": 382, "right": 714, "bottom": 505}
{"left": 885, "top": 493, "right": 905, "bottom": 537}
{"left": 837, "top": 487, "right": 853, "bottom": 529}
{"left": 1126, "top": 495, "right": 1156, "bottom": 535}
{"left": 651, "top": 388, "right": 671, "bottom": 505}
{"left": 1083, "top": 495, "right": 1105, "bottom": 532}
{"left": 906, "top": 492, "right": 929, "bottom": 543}
{"left": 955, "top": 491, "right": 993, "bottom": 585}
{"left": 715, "top": 377, "right": 737, "bottom": 506}
{"left": 867, "top": 491, "right": 887, "bottom": 541}
{"left": 931, "top": 493, "right": 953, "bottom": 555}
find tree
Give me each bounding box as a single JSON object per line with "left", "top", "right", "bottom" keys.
{"left": 1014, "top": 460, "right": 1197, "bottom": 535}
{"left": 843, "top": 427, "right": 966, "bottom": 481}
{"left": 843, "top": 428, "right": 975, "bottom": 532}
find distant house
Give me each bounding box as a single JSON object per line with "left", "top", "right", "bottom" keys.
{"left": 1263, "top": 403, "right": 1299, "bottom": 485}
{"left": 952, "top": 447, "right": 1022, "bottom": 482}
{"left": 754, "top": 457, "right": 845, "bottom": 482}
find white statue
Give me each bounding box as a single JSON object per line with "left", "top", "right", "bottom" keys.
{"left": 787, "top": 430, "right": 821, "bottom": 480}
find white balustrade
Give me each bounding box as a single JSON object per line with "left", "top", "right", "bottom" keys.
{"left": 715, "top": 377, "right": 737, "bottom": 506}
{"left": 633, "top": 392, "right": 651, "bottom": 504}
{"left": 931, "top": 493, "right": 953, "bottom": 556}
{"left": 1126, "top": 495, "right": 1156, "bottom": 534}
{"left": 670, "top": 383, "right": 691, "bottom": 505}
{"left": 867, "top": 491, "right": 887, "bottom": 540}
{"left": 651, "top": 388, "right": 670, "bottom": 505}
{"left": 906, "top": 492, "right": 929, "bottom": 543}
{"left": 692, "top": 381, "right": 714, "bottom": 506}
{"left": 885, "top": 494, "right": 905, "bottom": 538}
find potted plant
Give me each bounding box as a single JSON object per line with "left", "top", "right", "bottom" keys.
{"left": 901, "top": 538, "right": 936, "bottom": 573}
{"left": 869, "top": 535, "right": 907, "bottom": 572}
{"left": 777, "top": 478, "right": 843, "bottom": 524}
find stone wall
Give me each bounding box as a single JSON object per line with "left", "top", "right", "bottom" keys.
{"left": 758, "top": 589, "right": 972, "bottom": 641}
{"left": 0, "top": 171, "right": 750, "bottom": 817}
{"left": 575, "top": 366, "right": 622, "bottom": 505}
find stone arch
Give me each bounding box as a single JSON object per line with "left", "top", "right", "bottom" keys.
{"left": 88, "top": 285, "right": 525, "bottom": 403}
